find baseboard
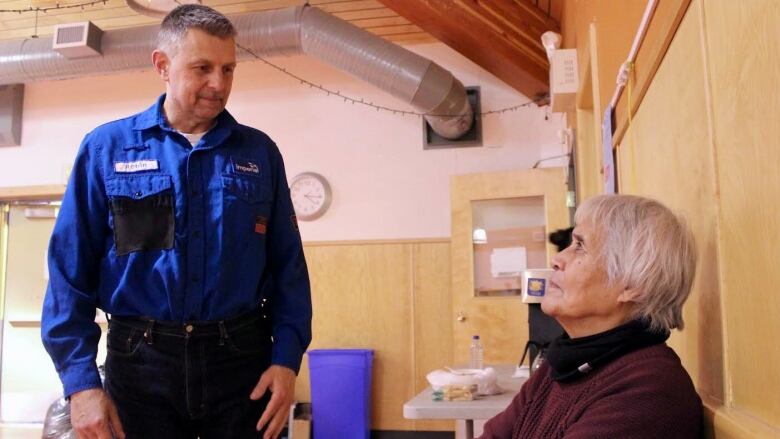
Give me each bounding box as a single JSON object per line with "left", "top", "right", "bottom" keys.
{"left": 702, "top": 400, "right": 779, "bottom": 438}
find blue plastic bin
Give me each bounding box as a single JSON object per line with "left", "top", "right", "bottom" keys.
{"left": 307, "top": 349, "right": 374, "bottom": 439}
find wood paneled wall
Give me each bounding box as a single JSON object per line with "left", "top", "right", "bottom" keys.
{"left": 294, "top": 239, "right": 452, "bottom": 432}
{"left": 566, "top": 0, "right": 780, "bottom": 435}
{"left": 561, "top": 0, "right": 648, "bottom": 114}
{"left": 573, "top": 106, "right": 600, "bottom": 201}
{"left": 700, "top": 0, "right": 780, "bottom": 429}
{"left": 615, "top": 0, "right": 723, "bottom": 402}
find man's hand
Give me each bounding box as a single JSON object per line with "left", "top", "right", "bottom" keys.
{"left": 250, "top": 365, "right": 296, "bottom": 439}
{"left": 70, "top": 388, "right": 125, "bottom": 439}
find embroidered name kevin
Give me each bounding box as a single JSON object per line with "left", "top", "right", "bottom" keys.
{"left": 114, "top": 160, "right": 159, "bottom": 173}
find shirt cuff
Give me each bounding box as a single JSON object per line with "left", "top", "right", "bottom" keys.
{"left": 272, "top": 327, "right": 307, "bottom": 375}
{"left": 59, "top": 361, "right": 102, "bottom": 398}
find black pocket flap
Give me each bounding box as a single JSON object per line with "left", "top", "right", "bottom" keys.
{"left": 106, "top": 175, "right": 172, "bottom": 199}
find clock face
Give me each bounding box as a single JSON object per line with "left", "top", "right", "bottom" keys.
{"left": 290, "top": 172, "right": 332, "bottom": 221}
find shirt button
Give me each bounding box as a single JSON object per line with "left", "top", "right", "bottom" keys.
{"left": 185, "top": 325, "right": 194, "bottom": 333}
{"left": 192, "top": 276, "right": 200, "bottom": 283}
{"left": 192, "top": 190, "right": 200, "bottom": 197}
{"left": 192, "top": 231, "right": 201, "bottom": 238}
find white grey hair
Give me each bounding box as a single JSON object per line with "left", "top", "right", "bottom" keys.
{"left": 158, "top": 4, "right": 236, "bottom": 56}
{"left": 575, "top": 195, "right": 697, "bottom": 332}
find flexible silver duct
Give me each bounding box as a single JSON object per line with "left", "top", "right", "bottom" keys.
{"left": 0, "top": 5, "right": 473, "bottom": 139}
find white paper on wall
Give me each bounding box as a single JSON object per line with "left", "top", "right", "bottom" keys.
{"left": 490, "top": 247, "right": 527, "bottom": 278}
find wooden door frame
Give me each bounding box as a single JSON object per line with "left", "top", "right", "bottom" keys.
{"left": 450, "top": 168, "right": 570, "bottom": 365}
{"left": 0, "top": 185, "right": 65, "bottom": 203}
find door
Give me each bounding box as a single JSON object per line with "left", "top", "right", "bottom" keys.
{"left": 450, "top": 168, "right": 570, "bottom": 366}
{"left": 0, "top": 202, "right": 107, "bottom": 425}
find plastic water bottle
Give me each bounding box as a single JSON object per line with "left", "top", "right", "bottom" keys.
{"left": 469, "top": 335, "right": 484, "bottom": 369}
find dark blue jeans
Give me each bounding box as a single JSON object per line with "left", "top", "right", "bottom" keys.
{"left": 104, "top": 311, "right": 273, "bottom": 439}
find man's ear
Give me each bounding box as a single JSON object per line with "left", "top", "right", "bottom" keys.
{"left": 152, "top": 50, "right": 170, "bottom": 80}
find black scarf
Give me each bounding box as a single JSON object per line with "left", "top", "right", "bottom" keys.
{"left": 545, "top": 319, "right": 669, "bottom": 382}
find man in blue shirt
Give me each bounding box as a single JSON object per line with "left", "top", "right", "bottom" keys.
{"left": 41, "top": 5, "right": 312, "bottom": 439}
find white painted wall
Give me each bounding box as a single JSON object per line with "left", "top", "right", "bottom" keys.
{"left": 0, "top": 42, "right": 566, "bottom": 240}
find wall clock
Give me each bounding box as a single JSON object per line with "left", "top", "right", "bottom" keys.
{"left": 290, "top": 172, "right": 332, "bottom": 221}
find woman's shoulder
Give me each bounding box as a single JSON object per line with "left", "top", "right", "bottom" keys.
{"left": 603, "top": 343, "right": 691, "bottom": 380}
{"left": 593, "top": 343, "right": 701, "bottom": 407}
{"left": 564, "top": 344, "right": 702, "bottom": 438}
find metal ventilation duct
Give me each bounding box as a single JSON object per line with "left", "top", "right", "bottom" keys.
{"left": 0, "top": 5, "right": 474, "bottom": 139}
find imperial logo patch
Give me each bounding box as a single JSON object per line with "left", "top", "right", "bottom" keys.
{"left": 255, "top": 216, "right": 268, "bottom": 235}
{"left": 232, "top": 158, "right": 260, "bottom": 176}
{"left": 527, "top": 278, "right": 546, "bottom": 297}
{"left": 114, "top": 160, "right": 159, "bottom": 173}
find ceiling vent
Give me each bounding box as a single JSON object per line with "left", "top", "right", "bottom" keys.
{"left": 53, "top": 22, "right": 103, "bottom": 59}
{"left": 423, "top": 87, "right": 482, "bottom": 149}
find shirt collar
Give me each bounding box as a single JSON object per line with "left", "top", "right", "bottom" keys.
{"left": 132, "top": 94, "right": 239, "bottom": 135}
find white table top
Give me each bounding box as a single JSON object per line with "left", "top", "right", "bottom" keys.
{"left": 403, "top": 364, "right": 528, "bottom": 420}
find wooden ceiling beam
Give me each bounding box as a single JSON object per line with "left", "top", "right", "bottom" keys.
{"left": 0, "top": 1, "right": 436, "bottom": 43}
{"left": 377, "top": 0, "right": 557, "bottom": 99}
{"left": 513, "top": 0, "right": 561, "bottom": 31}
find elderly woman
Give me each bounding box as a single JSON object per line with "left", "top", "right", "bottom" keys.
{"left": 480, "top": 195, "right": 701, "bottom": 438}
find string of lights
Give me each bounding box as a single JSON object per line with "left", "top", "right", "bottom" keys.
{"left": 236, "top": 42, "right": 548, "bottom": 118}
{"left": 0, "top": 0, "right": 108, "bottom": 14}
{"left": 0, "top": 0, "right": 548, "bottom": 118}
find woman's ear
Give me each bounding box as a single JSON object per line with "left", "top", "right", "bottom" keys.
{"left": 618, "top": 287, "right": 641, "bottom": 303}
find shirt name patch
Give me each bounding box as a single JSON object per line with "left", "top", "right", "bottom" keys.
{"left": 114, "top": 160, "right": 159, "bottom": 173}
{"left": 232, "top": 158, "right": 260, "bottom": 176}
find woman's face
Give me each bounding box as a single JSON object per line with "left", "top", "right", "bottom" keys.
{"left": 542, "top": 220, "right": 633, "bottom": 337}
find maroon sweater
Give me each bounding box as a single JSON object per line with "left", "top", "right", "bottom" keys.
{"left": 479, "top": 344, "right": 701, "bottom": 438}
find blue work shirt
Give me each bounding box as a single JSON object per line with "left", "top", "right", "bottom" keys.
{"left": 41, "top": 95, "right": 312, "bottom": 397}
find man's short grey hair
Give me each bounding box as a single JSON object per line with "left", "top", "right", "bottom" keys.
{"left": 575, "top": 195, "right": 697, "bottom": 333}
{"left": 158, "top": 4, "right": 237, "bottom": 56}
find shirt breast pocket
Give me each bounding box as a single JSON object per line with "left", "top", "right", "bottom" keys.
{"left": 222, "top": 175, "right": 272, "bottom": 238}
{"left": 106, "top": 175, "right": 175, "bottom": 256}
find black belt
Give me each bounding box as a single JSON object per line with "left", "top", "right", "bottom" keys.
{"left": 108, "top": 308, "right": 268, "bottom": 345}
